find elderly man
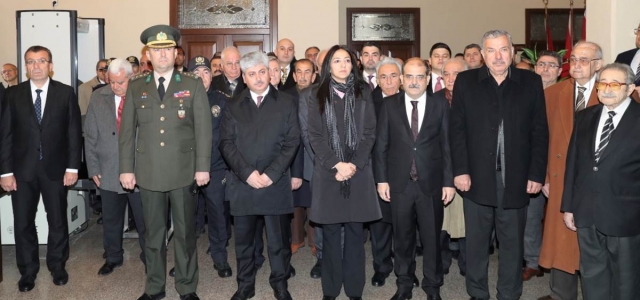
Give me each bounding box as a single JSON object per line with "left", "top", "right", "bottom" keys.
{"left": 521, "top": 50, "right": 563, "bottom": 283}
{"left": 220, "top": 51, "right": 300, "bottom": 300}
{"left": 1, "top": 45, "right": 82, "bottom": 292}
{"left": 463, "top": 44, "right": 484, "bottom": 69}
{"left": 212, "top": 47, "right": 245, "bottom": 97}
{"left": 361, "top": 42, "right": 382, "bottom": 90}
{"left": 2, "top": 63, "right": 18, "bottom": 87}
{"left": 78, "top": 59, "right": 108, "bottom": 115}
{"left": 614, "top": 22, "right": 640, "bottom": 93}
{"left": 84, "top": 58, "right": 146, "bottom": 277}
{"left": 275, "top": 38, "right": 297, "bottom": 90}
{"left": 268, "top": 56, "right": 282, "bottom": 89}
{"left": 450, "top": 30, "right": 548, "bottom": 300}
{"left": 305, "top": 46, "right": 320, "bottom": 66}
{"left": 428, "top": 43, "right": 451, "bottom": 93}
{"left": 537, "top": 41, "right": 604, "bottom": 300}
{"left": 562, "top": 63, "right": 640, "bottom": 300}
{"left": 375, "top": 57, "right": 454, "bottom": 300}
{"left": 119, "top": 25, "right": 212, "bottom": 300}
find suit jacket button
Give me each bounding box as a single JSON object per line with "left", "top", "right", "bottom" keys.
{"left": 160, "top": 104, "right": 165, "bottom": 109}
{"left": 557, "top": 154, "right": 561, "bottom": 158}
{"left": 553, "top": 173, "right": 558, "bottom": 177}
{"left": 414, "top": 147, "right": 416, "bottom": 151}
{"left": 593, "top": 166, "right": 598, "bottom": 171}
{"left": 160, "top": 129, "right": 165, "bottom": 134}
{"left": 160, "top": 116, "right": 165, "bottom": 121}
{"left": 160, "top": 142, "right": 165, "bottom": 147}
{"left": 112, "top": 132, "right": 115, "bottom": 135}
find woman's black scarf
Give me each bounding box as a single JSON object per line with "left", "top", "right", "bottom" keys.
{"left": 325, "top": 73, "right": 358, "bottom": 198}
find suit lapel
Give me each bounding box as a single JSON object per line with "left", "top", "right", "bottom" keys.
{"left": 395, "top": 93, "right": 414, "bottom": 141}
{"left": 598, "top": 100, "right": 640, "bottom": 163}
{"left": 164, "top": 72, "right": 181, "bottom": 102}
{"left": 558, "top": 80, "right": 575, "bottom": 144}
{"left": 22, "top": 83, "right": 40, "bottom": 128}
{"left": 586, "top": 105, "right": 603, "bottom": 162}
{"left": 41, "top": 79, "right": 56, "bottom": 126}
{"left": 146, "top": 74, "right": 161, "bottom": 103}
{"left": 417, "top": 94, "right": 434, "bottom": 140}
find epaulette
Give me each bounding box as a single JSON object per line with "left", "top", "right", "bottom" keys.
{"left": 130, "top": 73, "right": 149, "bottom": 82}
{"left": 215, "top": 90, "right": 231, "bottom": 98}
{"left": 179, "top": 71, "right": 199, "bottom": 79}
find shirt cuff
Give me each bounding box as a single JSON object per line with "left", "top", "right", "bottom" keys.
{"left": 1, "top": 173, "right": 13, "bottom": 178}
{"left": 66, "top": 169, "right": 78, "bottom": 173}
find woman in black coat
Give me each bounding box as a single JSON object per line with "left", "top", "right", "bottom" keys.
{"left": 307, "top": 45, "right": 381, "bottom": 300}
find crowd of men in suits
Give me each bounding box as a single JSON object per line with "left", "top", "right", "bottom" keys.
{"left": 1, "top": 22, "right": 640, "bottom": 300}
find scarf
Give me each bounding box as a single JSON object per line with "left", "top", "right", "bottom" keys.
{"left": 325, "top": 73, "right": 358, "bottom": 197}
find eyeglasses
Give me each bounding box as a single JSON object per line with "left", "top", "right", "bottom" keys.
{"left": 569, "top": 57, "right": 600, "bottom": 66}
{"left": 596, "top": 82, "right": 628, "bottom": 91}
{"left": 98, "top": 68, "right": 108, "bottom": 73}
{"left": 25, "top": 59, "right": 49, "bottom": 66}
{"left": 536, "top": 62, "right": 559, "bottom": 69}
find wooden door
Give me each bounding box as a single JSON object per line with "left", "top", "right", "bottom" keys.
{"left": 181, "top": 34, "right": 225, "bottom": 60}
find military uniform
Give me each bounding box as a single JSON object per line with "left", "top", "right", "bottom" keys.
{"left": 119, "top": 25, "right": 212, "bottom": 299}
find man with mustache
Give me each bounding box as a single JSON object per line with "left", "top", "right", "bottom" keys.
{"left": 449, "top": 30, "right": 548, "bottom": 300}
{"left": 210, "top": 53, "right": 223, "bottom": 77}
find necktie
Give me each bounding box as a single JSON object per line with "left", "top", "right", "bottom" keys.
{"left": 281, "top": 67, "right": 288, "bottom": 85}
{"left": 635, "top": 63, "right": 640, "bottom": 85}
{"left": 158, "top": 77, "right": 166, "bottom": 100}
{"left": 595, "top": 111, "right": 616, "bottom": 163}
{"left": 368, "top": 74, "right": 374, "bottom": 90}
{"left": 117, "top": 96, "right": 125, "bottom": 133}
{"left": 410, "top": 101, "right": 419, "bottom": 180}
{"left": 35, "top": 89, "right": 43, "bottom": 160}
{"left": 256, "top": 95, "right": 263, "bottom": 107}
{"left": 434, "top": 77, "right": 443, "bottom": 92}
{"left": 575, "top": 86, "right": 587, "bottom": 112}
{"left": 229, "top": 80, "right": 237, "bottom": 95}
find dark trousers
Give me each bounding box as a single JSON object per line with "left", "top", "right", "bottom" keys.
{"left": 203, "top": 170, "right": 229, "bottom": 264}
{"left": 549, "top": 268, "right": 579, "bottom": 300}
{"left": 140, "top": 186, "right": 198, "bottom": 295}
{"left": 442, "top": 232, "right": 466, "bottom": 274}
{"left": 370, "top": 219, "right": 393, "bottom": 275}
{"left": 464, "top": 172, "right": 527, "bottom": 300}
{"left": 322, "top": 222, "right": 365, "bottom": 297}
{"left": 100, "top": 189, "right": 146, "bottom": 264}
{"left": 12, "top": 161, "right": 69, "bottom": 277}
{"left": 524, "top": 193, "right": 545, "bottom": 269}
{"left": 577, "top": 225, "right": 640, "bottom": 300}
{"left": 254, "top": 216, "right": 266, "bottom": 267}
{"left": 392, "top": 181, "right": 444, "bottom": 295}
{"left": 234, "top": 214, "right": 291, "bottom": 292}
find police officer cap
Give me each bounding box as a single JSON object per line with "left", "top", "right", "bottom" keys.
{"left": 126, "top": 56, "right": 140, "bottom": 66}
{"left": 188, "top": 56, "right": 211, "bottom": 72}
{"left": 140, "top": 24, "right": 181, "bottom": 49}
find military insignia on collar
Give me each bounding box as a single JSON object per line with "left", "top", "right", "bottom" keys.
{"left": 211, "top": 105, "right": 221, "bottom": 117}
{"left": 175, "top": 73, "right": 181, "bottom": 82}
{"left": 145, "top": 74, "right": 152, "bottom": 83}
{"left": 216, "top": 90, "right": 230, "bottom": 98}
{"left": 157, "top": 31, "right": 167, "bottom": 41}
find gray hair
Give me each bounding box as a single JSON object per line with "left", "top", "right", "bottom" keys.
{"left": 268, "top": 56, "right": 278, "bottom": 63}
{"left": 443, "top": 58, "right": 469, "bottom": 71}
{"left": 596, "top": 63, "right": 636, "bottom": 85}
{"left": 316, "top": 49, "right": 328, "bottom": 66}
{"left": 573, "top": 41, "right": 604, "bottom": 59}
{"left": 221, "top": 46, "right": 241, "bottom": 62}
{"left": 375, "top": 56, "right": 403, "bottom": 76}
{"left": 107, "top": 58, "right": 133, "bottom": 77}
{"left": 240, "top": 51, "right": 269, "bottom": 72}
{"left": 481, "top": 30, "right": 513, "bottom": 49}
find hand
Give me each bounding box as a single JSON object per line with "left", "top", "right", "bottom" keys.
{"left": 442, "top": 187, "right": 456, "bottom": 205}
{"left": 541, "top": 183, "right": 550, "bottom": 198}
{"left": 0, "top": 175, "right": 17, "bottom": 192}
{"left": 527, "top": 180, "right": 542, "bottom": 194}
{"left": 92, "top": 175, "right": 101, "bottom": 188}
{"left": 194, "top": 172, "right": 210, "bottom": 186}
{"left": 291, "top": 178, "right": 302, "bottom": 190}
{"left": 63, "top": 172, "right": 78, "bottom": 187}
{"left": 563, "top": 212, "right": 577, "bottom": 231}
{"left": 246, "top": 170, "right": 265, "bottom": 189}
{"left": 334, "top": 162, "right": 356, "bottom": 179}
{"left": 259, "top": 173, "right": 273, "bottom": 187}
{"left": 120, "top": 173, "right": 136, "bottom": 190}
{"left": 377, "top": 183, "right": 390, "bottom": 202}
{"left": 454, "top": 174, "right": 471, "bottom": 192}
{"left": 335, "top": 172, "right": 347, "bottom": 182}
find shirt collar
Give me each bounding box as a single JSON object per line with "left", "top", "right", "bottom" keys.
{"left": 405, "top": 91, "right": 427, "bottom": 103}
{"left": 576, "top": 75, "right": 596, "bottom": 90}
{"left": 477, "top": 65, "right": 520, "bottom": 84}
{"left": 604, "top": 97, "right": 632, "bottom": 115}
{"left": 250, "top": 86, "right": 270, "bottom": 101}
{"left": 154, "top": 69, "right": 174, "bottom": 82}
{"left": 30, "top": 77, "right": 50, "bottom": 92}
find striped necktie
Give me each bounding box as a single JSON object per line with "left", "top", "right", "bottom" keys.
{"left": 575, "top": 86, "right": 587, "bottom": 112}
{"left": 595, "top": 111, "right": 616, "bottom": 163}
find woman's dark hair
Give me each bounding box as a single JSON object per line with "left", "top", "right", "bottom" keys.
{"left": 316, "top": 45, "right": 362, "bottom": 113}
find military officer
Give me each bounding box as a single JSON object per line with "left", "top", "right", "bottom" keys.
{"left": 119, "top": 25, "right": 212, "bottom": 300}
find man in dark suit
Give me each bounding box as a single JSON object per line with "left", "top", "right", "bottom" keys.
{"left": 561, "top": 63, "right": 640, "bottom": 300}
{"left": 211, "top": 46, "right": 246, "bottom": 98}
{"left": 427, "top": 43, "right": 452, "bottom": 95}
{"left": 375, "top": 58, "right": 454, "bottom": 300}
{"left": 449, "top": 30, "right": 548, "bottom": 300}
{"left": 220, "top": 51, "right": 300, "bottom": 300}
{"left": 275, "top": 38, "right": 297, "bottom": 90}
{"left": 361, "top": 42, "right": 381, "bottom": 91}
{"left": 614, "top": 22, "right": 640, "bottom": 91}
{"left": 0, "top": 45, "right": 82, "bottom": 292}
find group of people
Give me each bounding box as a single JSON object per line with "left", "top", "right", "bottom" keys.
{"left": 1, "top": 22, "right": 640, "bottom": 300}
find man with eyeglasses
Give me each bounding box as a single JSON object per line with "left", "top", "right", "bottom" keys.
{"left": 2, "top": 63, "right": 19, "bottom": 87}
{"left": 614, "top": 23, "right": 640, "bottom": 94}
{"left": 534, "top": 51, "right": 563, "bottom": 90}
{"left": 211, "top": 46, "right": 245, "bottom": 98}
{"left": 536, "top": 41, "right": 603, "bottom": 300}
{"left": 561, "top": 62, "right": 640, "bottom": 299}
{"left": 78, "top": 59, "right": 109, "bottom": 115}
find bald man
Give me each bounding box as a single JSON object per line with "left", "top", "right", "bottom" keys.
{"left": 275, "top": 39, "right": 297, "bottom": 90}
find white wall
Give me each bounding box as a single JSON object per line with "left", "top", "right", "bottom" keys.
{"left": 587, "top": 0, "right": 639, "bottom": 63}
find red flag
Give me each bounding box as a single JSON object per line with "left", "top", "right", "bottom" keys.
{"left": 561, "top": 7, "right": 574, "bottom": 78}
{"left": 545, "top": 10, "right": 554, "bottom": 51}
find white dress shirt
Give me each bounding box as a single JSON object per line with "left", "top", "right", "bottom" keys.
{"left": 594, "top": 97, "right": 631, "bottom": 151}
{"left": 405, "top": 92, "right": 427, "bottom": 132}
{"left": 363, "top": 70, "right": 377, "bottom": 89}
{"left": 250, "top": 86, "right": 270, "bottom": 106}
{"left": 154, "top": 69, "right": 173, "bottom": 93}
{"left": 430, "top": 74, "right": 443, "bottom": 92}
{"left": 630, "top": 49, "right": 640, "bottom": 77}
{"left": 114, "top": 95, "right": 123, "bottom": 118}
{"left": 575, "top": 75, "right": 596, "bottom": 110}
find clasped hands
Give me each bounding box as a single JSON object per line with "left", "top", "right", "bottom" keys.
{"left": 454, "top": 174, "right": 542, "bottom": 194}
{"left": 246, "top": 170, "right": 273, "bottom": 189}
{"left": 334, "top": 162, "right": 356, "bottom": 182}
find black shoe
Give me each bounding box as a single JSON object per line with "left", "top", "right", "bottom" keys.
{"left": 214, "top": 262, "right": 233, "bottom": 278}
{"left": 255, "top": 263, "right": 263, "bottom": 270}
{"left": 18, "top": 275, "right": 36, "bottom": 292}
{"left": 274, "top": 289, "right": 292, "bottom": 300}
{"left": 137, "top": 292, "right": 166, "bottom": 300}
{"left": 460, "top": 270, "right": 466, "bottom": 277}
{"left": 97, "top": 217, "right": 103, "bottom": 224}
{"left": 371, "top": 271, "right": 388, "bottom": 287}
{"left": 322, "top": 297, "right": 336, "bottom": 300}
{"left": 206, "top": 247, "right": 211, "bottom": 255}
{"left": 390, "top": 291, "right": 412, "bottom": 300}
{"left": 180, "top": 293, "right": 200, "bottom": 300}
{"left": 169, "top": 267, "right": 175, "bottom": 277}
{"left": 427, "top": 294, "right": 442, "bottom": 300}
{"left": 310, "top": 259, "right": 322, "bottom": 279}
{"left": 98, "top": 262, "right": 122, "bottom": 276}
{"left": 412, "top": 275, "right": 419, "bottom": 287}
{"left": 289, "top": 265, "right": 296, "bottom": 277}
{"left": 416, "top": 246, "right": 423, "bottom": 256}
{"left": 443, "top": 268, "right": 450, "bottom": 275}
{"left": 51, "top": 269, "right": 68, "bottom": 286}
{"left": 230, "top": 289, "right": 255, "bottom": 300}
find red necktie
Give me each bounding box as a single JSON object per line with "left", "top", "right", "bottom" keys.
{"left": 257, "top": 95, "right": 263, "bottom": 107}
{"left": 368, "top": 75, "right": 374, "bottom": 90}
{"left": 434, "top": 77, "right": 443, "bottom": 92}
{"left": 117, "top": 96, "right": 125, "bottom": 133}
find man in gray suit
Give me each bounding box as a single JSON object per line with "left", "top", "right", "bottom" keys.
{"left": 84, "top": 58, "right": 147, "bottom": 276}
